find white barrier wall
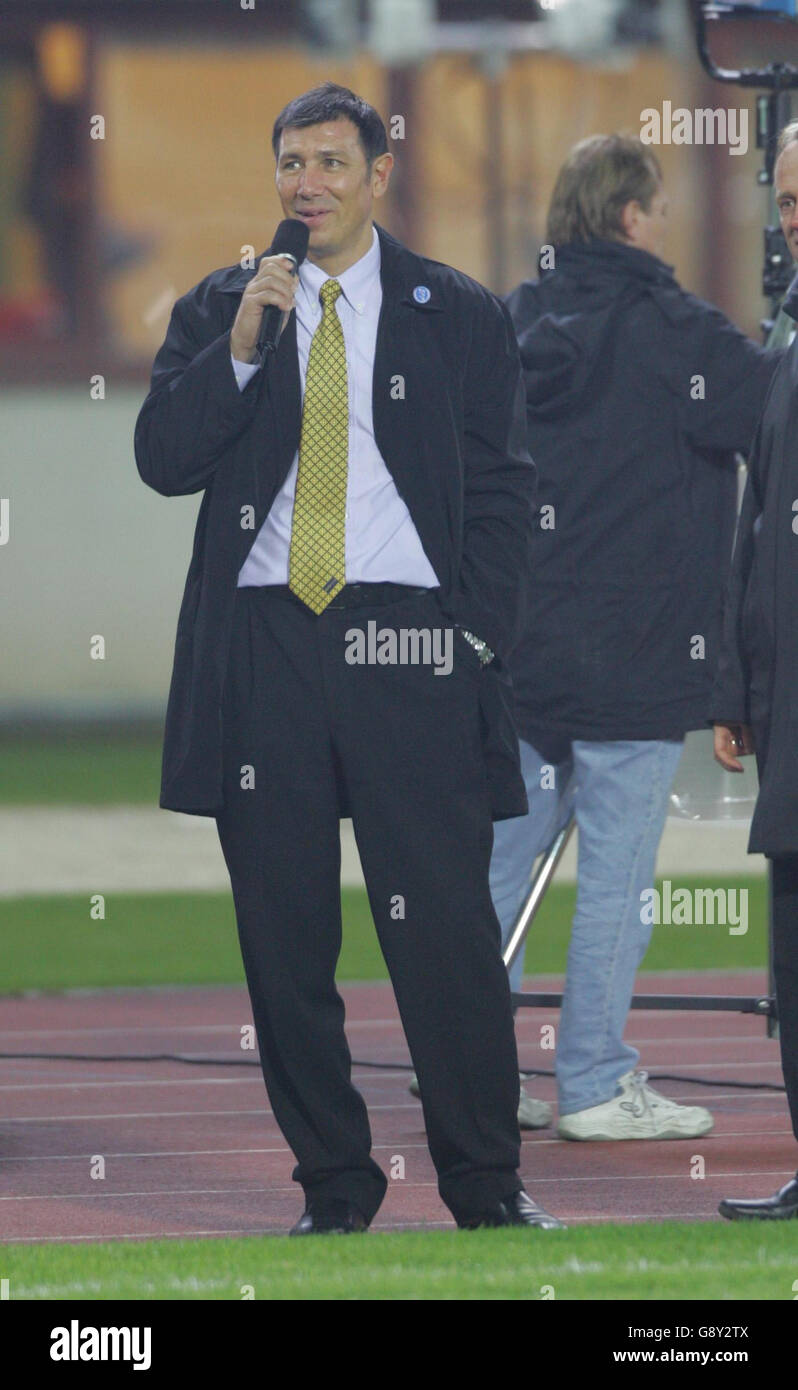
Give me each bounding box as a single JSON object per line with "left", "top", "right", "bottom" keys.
{"left": 0, "top": 388, "right": 200, "bottom": 717}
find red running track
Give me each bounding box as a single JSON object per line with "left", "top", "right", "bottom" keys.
{"left": 0, "top": 972, "right": 793, "bottom": 1243}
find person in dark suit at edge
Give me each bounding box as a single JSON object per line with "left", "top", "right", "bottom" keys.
{"left": 134, "top": 83, "right": 564, "bottom": 1234}
{"left": 712, "top": 120, "right": 798, "bottom": 1222}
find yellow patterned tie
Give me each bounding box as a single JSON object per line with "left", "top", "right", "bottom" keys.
{"left": 288, "top": 278, "right": 349, "bottom": 614}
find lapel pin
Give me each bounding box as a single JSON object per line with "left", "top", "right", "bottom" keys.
{"left": 412, "top": 285, "right": 431, "bottom": 304}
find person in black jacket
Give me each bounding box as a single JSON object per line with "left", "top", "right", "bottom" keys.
{"left": 712, "top": 120, "right": 798, "bottom": 1220}
{"left": 491, "top": 134, "right": 781, "bottom": 1140}
{"left": 135, "top": 84, "right": 562, "bottom": 1233}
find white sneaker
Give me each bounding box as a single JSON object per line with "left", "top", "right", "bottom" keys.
{"left": 557, "top": 1069, "right": 714, "bottom": 1141}
{"left": 517, "top": 1086, "right": 553, "bottom": 1130}
{"left": 408, "top": 1074, "right": 552, "bottom": 1130}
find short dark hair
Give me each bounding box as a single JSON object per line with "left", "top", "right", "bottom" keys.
{"left": 271, "top": 82, "right": 389, "bottom": 167}
{"left": 546, "top": 134, "right": 662, "bottom": 247}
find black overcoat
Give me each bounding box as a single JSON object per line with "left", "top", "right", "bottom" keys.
{"left": 710, "top": 277, "right": 798, "bottom": 855}
{"left": 503, "top": 239, "right": 781, "bottom": 762}
{"left": 134, "top": 223, "right": 536, "bottom": 819}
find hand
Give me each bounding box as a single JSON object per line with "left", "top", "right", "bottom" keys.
{"left": 713, "top": 722, "right": 754, "bottom": 772}
{"left": 230, "top": 254, "right": 298, "bottom": 363}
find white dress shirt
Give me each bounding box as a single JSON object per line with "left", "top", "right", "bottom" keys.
{"left": 234, "top": 225, "right": 439, "bottom": 588}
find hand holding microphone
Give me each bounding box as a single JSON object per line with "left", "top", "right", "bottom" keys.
{"left": 230, "top": 219, "right": 310, "bottom": 364}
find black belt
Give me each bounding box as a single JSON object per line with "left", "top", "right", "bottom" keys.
{"left": 251, "top": 582, "right": 436, "bottom": 610}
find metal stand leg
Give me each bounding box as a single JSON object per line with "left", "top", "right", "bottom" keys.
{"left": 506, "top": 813, "right": 776, "bottom": 1024}
{"left": 502, "top": 814, "right": 576, "bottom": 976}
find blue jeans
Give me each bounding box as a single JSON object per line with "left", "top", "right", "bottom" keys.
{"left": 490, "top": 737, "right": 684, "bottom": 1116}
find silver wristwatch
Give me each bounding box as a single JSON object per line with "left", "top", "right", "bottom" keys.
{"left": 458, "top": 627, "right": 495, "bottom": 667}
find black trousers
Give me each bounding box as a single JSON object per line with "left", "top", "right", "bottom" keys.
{"left": 215, "top": 583, "right": 523, "bottom": 1223}
{"left": 770, "top": 855, "right": 798, "bottom": 1145}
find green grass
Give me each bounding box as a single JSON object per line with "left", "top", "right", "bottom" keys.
{"left": 0, "top": 890, "right": 370, "bottom": 992}
{"left": 0, "top": 878, "right": 767, "bottom": 994}
{"left": 0, "top": 734, "right": 769, "bottom": 989}
{"left": 0, "top": 1222, "right": 795, "bottom": 1300}
{"left": 0, "top": 732, "right": 162, "bottom": 804}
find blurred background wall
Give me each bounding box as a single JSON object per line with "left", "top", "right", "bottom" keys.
{"left": 2, "top": 0, "right": 798, "bottom": 720}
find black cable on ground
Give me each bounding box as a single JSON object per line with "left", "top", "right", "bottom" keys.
{"left": 518, "top": 1067, "right": 785, "bottom": 1092}
{"left": 0, "top": 1050, "right": 411, "bottom": 1070}
{"left": 0, "top": 1050, "right": 787, "bottom": 1091}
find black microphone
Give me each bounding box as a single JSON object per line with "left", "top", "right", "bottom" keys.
{"left": 256, "top": 218, "right": 310, "bottom": 356}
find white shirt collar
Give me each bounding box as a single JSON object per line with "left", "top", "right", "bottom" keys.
{"left": 299, "top": 224, "right": 380, "bottom": 316}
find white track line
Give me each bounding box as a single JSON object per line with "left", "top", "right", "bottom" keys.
{"left": 0, "top": 1222, "right": 459, "bottom": 1242}
{"left": 0, "top": 1130, "right": 794, "bottom": 1165}
{"left": 0, "top": 1022, "right": 771, "bottom": 1042}
{"left": 0, "top": 1062, "right": 785, "bottom": 1092}
{"left": 519, "top": 1170, "right": 798, "bottom": 1183}
{"left": 0, "top": 1019, "right": 405, "bottom": 1038}
{"left": 0, "top": 1078, "right": 275, "bottom": 1092}
{"left": 0, "top": 1187, "right": 286, "bottom": 1203}
{"left": 0, "top": 1094, "right": 786, "bottom": 1124}
{"left": 1, "top": 1108, "right": 275, "bottom": 1123}
{"left": 23, "top": 1137, "right": 798, "bottom": 1169}
{"left": 0, "top": 1148, "right": 295, "bottom": 1161}
{"left": 3, "top": 1170, "right": 794, "bottom": 1206}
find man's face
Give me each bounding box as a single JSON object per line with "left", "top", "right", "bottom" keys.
{"left": 622, "top": 183, "right": 668, "bottom": 258}
{"left": 775, "top": 143, "right": 798, "bottom": 263}
{"left": 275, "top": 117, "right": 392, "bottom": 268}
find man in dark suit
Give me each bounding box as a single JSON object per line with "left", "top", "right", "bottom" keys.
{"left": 712, "top": 119, "right": 798, "bottom": 1221}
{"left": 135, "top": 83, "right": 562, "bottom": 1234}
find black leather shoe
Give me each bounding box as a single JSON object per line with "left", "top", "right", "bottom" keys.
{"left": 289, "top": 1198, "right": 369, "bottom": 1236}
{"left": 458, "top": 1190, "right": 566, "bottom": 1231}
{"left": 719, "top": 1176, "right": 798, "bottom": 1221}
